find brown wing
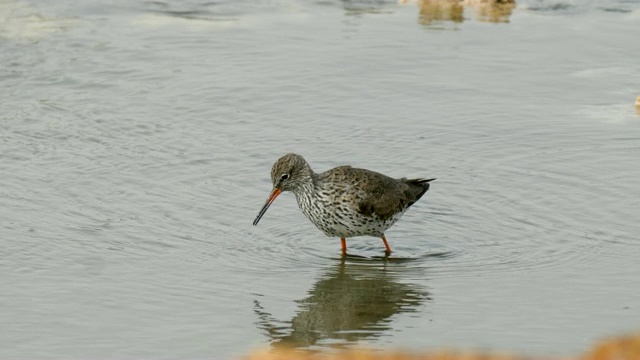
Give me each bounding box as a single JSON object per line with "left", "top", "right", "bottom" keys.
{"left": 353, "top": 170, "right": 434, "bottom": 220}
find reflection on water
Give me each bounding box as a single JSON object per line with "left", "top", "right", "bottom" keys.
{"left": 636, "top": 96, "right": 640, "bottom": 117}
{"left": 401, "top": 0, "right": 515, "bottom": 26}
{"left": 471, "top": 0, "right": 515, "bottom": 22}
{"left": 339, "top": 0, "right": 397, "bottom": 16}
{"left": 416, "top": 0, "right": 465, "bottom": 24}
{"left": 254, "top": 259, "right": 430, "bottom": 349}
{"left": 0, "top": 0, "right": 79, "bottom": 40}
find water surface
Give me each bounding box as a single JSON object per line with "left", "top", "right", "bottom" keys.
{"left": 1, "top": 0, "right": 639, "bottom": 358}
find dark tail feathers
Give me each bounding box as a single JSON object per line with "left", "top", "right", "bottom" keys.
{"left": 405, "top": 178, "right": 435, "bottom": 204}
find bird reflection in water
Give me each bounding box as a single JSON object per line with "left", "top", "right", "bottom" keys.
{"left": 253, "top": 258, "right": 431, "bottom": 349}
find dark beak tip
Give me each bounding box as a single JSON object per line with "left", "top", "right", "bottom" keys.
{"left": 253, "top": 188, "right": 281, "bottom": 226}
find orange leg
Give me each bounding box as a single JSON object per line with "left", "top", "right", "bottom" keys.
{"left": 341, "top": 237, "right": 347, "bottom": 256}
{"left": 381, "top": 234, "right": 392, "bottom": 254}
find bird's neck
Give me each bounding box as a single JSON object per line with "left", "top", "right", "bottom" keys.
{"left": 293, "top": 172, "right": 319, "bottom": 204}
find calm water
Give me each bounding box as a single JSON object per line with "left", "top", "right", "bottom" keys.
{"left": 1, "top": 0, "right": 639, "bottom": 358}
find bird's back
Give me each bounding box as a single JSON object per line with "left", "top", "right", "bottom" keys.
{"left": 293, "top": 166, "right": 433, "bottom": 237}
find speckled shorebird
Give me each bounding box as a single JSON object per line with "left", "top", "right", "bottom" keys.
{"left": 253, "top": 153, "right": 435, "bottom": 256}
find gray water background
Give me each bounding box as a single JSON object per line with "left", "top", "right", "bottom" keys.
{"left": 1, "top": 0, "right": 640, "bottom": 358}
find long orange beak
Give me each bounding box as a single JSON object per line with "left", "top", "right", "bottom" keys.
{"left": 253, "top": 188, "right": 282, "bottom": 226}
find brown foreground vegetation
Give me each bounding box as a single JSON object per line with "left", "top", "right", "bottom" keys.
{"left": 244, "top": 332, "right": 640, "bottom": 360}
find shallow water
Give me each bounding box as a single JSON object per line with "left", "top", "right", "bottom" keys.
{"left": 1, "top": 0, "right": 640, "bottom": 358}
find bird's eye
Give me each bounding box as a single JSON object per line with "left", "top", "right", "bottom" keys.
{"left": 281, "top": 174, "right": 289, "bottom": 180}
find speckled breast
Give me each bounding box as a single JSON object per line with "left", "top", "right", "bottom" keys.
{"left": 295, "top": 190, "right": 405, "bottom": 238}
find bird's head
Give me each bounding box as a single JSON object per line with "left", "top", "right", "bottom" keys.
{"left": 253, "top": 153, "right": 313, "bottom": 226}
